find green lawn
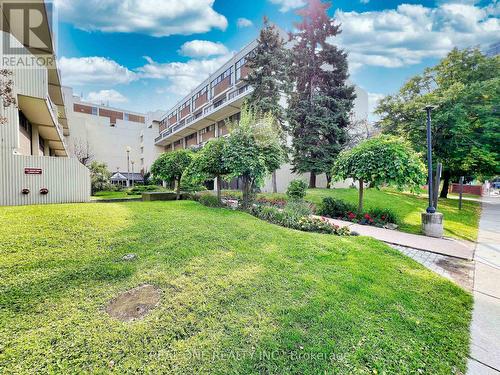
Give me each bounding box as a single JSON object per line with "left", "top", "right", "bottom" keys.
{"left": 260, "top": 188, "right": 481, "bottom": 242}
{"left": 0, "top": 201, "right": 472, "bottom": 373}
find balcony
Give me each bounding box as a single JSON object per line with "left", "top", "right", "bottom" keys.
{"left": 17, "top": 93, "right": 68, "bottom": 156}
{"left": 155, "top": 85, "right": 252, "bottom": 146}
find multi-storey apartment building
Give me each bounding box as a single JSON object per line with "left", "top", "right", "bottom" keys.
{"left": 63, "top": 87, "right": 164, "bottom": 177}
{"left": 0, "top": 1, "right": 90, "bottom": 206}
{"left": 154, "top": 39, "right": 369, "bottom": 192}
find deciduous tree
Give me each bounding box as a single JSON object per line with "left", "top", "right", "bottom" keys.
{"left": 331, "top": 136, "right": 426, "bottom": 214}
{"left": 376, "top": 48, "right": 500, "bottom": 197}
{"left": 151, "top": 149, "right": 193, "bottom": 200}
{"left": 185, "top": 137, "right": 230, "bottom": 204}
{"left": 225, "top": 108, "right": 285, "bottom": 208}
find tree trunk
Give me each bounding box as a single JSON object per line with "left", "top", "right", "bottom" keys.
{"left": 176, "top": 178, "right": 181, "bottom": 200}
{"left": 272, "top": 170, "right": 277, "bottom": 194}
{"left": 242, "top": 176, "right": 250, "bottom": 209}
{"left": 440, "top": 170, "right": 450, "bottom": 199}
{"left": 309, "top": 172, "right": 316, "bottom": 189}
{"left": 216, "top": 176, "right": 222, "bottom": 204}
{"left": 326, "top": 173, "right": 332, "bottom": 189}
{"left": 358, "top": 179, "right": 364, "bottom": 215}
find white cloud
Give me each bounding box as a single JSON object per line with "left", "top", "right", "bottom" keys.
{"left": 54, "top": 0, "right": 228, "bottom": 37}
{"left": 269, "top": 0, "right": 306, "bottom": 13}
{"left": 85, "top": 89, "right": 128, "bottom": 105}
{"left": 58, "top": 56, "right": 137, "bottom": 86}
{"left": 332, "top": 2, "right": 500, "bottom": 71}
{"left": 237, "top": 18, "right": 253, "bottom": 28}
{"left": 138, "top": 53, "right": 234, "bottom": 96}
{"left": 178, "top": 40, "right": 229, "bottom": 58}
{"left": 360, "top": 0, "right": 370, "bottom": 4}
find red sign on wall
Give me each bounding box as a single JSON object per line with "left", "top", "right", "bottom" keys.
{"left": 25, "top": 168, "right": 42, "bottom": 175}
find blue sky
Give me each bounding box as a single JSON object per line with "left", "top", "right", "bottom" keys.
{"left": 54, "top": 0, "right": 499, "bottom": 117}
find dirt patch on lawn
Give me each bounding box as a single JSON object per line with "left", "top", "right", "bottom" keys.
{"left": 436, "top": 258, "right": 474, "bottom": 291}
{"left": 106, "top": 284, "right": 161, "bottom": 322}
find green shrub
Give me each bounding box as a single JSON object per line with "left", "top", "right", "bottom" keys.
{"left": 250, "top": 201, "right": 349, "bottom": 236}
{"left": 127, "top": 185, "right": 162, "bottom": 195}
{"left": 221, "top": 191, "right": 242, "bottom": 200}
{"left": 317, "top": 197, "right": 357, "bottom": 218}
{"left": 198, "top": 194, "right": 221, "bottom": 207}
{"left": 286, "top": 179, "right": 308, "bottom": 201}
{"left": 367, "top": 208, "right": 399, "bottom": 225}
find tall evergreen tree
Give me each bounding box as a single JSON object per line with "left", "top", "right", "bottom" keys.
{"left": 244, "top": 16, "right": 290, "bottom": 125}
{"left": 244, "top": 17, "right": 290, "bottom": 192}
{"left": 288, "top": 0, "right": 355, "bottom": 188}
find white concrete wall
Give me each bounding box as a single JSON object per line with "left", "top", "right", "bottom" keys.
{"left": 63, "top": 87, "right": 150, "bottom": 173}
{"left": 0, "top": 153, "right": 90, "bottom": 206}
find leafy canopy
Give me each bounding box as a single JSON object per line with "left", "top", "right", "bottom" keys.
{"left": 225, "top": 107, "right": 285, "bottom": 185}
{"left": 376, "top": 48, "right": 500, "bottom": 183}
{"left": 89, "top": 161, "right": 111, "bottom": 194}
{"left": 332, "top": 136, "right": 426, "bottom": 191}
{"left": 186, "top": 137, "right": 229, "bottom": 182}
{"left": 151, "top": 149, "right": 193, "bottom": 183}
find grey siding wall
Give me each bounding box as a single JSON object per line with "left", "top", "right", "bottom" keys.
{"left": 0, "top": 153, "right": 90, "bottom": 206}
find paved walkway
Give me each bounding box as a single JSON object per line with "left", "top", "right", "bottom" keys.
{"left": 468, "top": 195, "right": 500, "bottom": 374}
{"left": 316, "top": 216, "right": 475, "bottom": 260}
{"left": 391, "top": 244, "right": 474, "bottom": 290}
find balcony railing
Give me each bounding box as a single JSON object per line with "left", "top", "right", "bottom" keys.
{"left": 155, "top": 85, "right": 253, "bottom": 144}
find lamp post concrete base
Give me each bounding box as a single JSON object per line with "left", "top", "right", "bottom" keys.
{"left": 421, "top": 212, "right": 444, "bottom": 238}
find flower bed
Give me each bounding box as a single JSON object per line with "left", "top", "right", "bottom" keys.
{"left": 317, "top": 197, "right": 399, "bottom": 228}
{"left": 250, "top": 201, "right": 351, "bottom": 236}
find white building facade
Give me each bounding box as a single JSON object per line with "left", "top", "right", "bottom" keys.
{"left": 63, "top": 88, "right": 165, "bottom": 177}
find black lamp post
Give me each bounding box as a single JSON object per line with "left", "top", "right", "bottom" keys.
{"left": 424, "top": 105, "right": 436, "bottom": 214}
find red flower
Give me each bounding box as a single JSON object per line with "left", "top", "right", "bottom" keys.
{"left": 348, "top": 212, "right": 356, "bottom": 220}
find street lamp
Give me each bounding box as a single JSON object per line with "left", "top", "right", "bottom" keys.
{"left": 420, "top": 105, "right": 443, "bottom": 238}
{"left": 131, "top": 160, "right": 135, "bottom": 187}
{"left": 424, "top": 105, "right": 436, "bottom": 214}
{"left": 126, "top": 146, "right": 131, "bottom": 187}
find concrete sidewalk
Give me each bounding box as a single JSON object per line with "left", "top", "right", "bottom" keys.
{"left": 468, "top": 195, "right": 500, "bottom": 374}
{"left": 316, "top": 216, "right": 475, "bottom": 260}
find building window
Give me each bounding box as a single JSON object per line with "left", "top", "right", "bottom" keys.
{"left": 19, "top": 111, "right": 32, "bottom": 134}
{"left": 193, "top": 85, "right": 208, "bottom": 100}
{"left": 211, "top": 67, "right": 232, "bottom": 89}
{"left": 91, "top": 107, "right": 98, "bottom": 115}
{"left": 200, "top": 124, "right": 215, "bottom": 136}
{"left": 236, "top": 50, "right": 255, "bottom": 80}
